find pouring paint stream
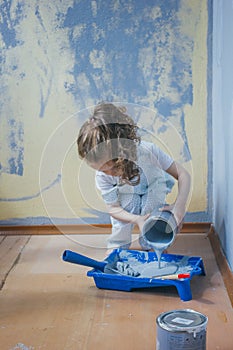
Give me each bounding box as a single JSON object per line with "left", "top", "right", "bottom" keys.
{"left": 141, "top": 211, "right": 178, "bottom": 276}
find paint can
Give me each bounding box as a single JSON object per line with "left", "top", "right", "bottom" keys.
{"left": 142, "top": 210, "right": 178, "bottom": 249}
{"left": 156, "top": 309, "right": 208, "bottom": 350}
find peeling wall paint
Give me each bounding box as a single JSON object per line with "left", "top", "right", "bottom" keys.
{"left": 0, "top": 0, "right": 210, "bottom": 224}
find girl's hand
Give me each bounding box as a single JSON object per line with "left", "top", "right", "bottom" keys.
{"left": 159, "top": 204, "right": 184, "bottom": 232}
{"left": 135, "top": 213, "right": 151, "bottom": 233}
{"left": 107, "top": 203, "right": 151, "bottom": 232}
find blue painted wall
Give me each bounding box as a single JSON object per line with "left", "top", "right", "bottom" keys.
{"left": 213, "top": 0, "right": 233, "bottom": 270}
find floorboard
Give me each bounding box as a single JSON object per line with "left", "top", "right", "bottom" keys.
{"left": 0, "top": 233, "right": 232, "bottom": 350}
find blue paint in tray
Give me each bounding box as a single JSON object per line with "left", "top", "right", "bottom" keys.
{"left": 87, "top": 249, "right": 205, "bottom": 302}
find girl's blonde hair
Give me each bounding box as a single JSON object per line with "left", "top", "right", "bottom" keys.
{"left": 77, "top": 103, "right": 141, "bottom": 185}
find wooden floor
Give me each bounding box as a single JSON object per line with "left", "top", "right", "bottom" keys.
{"left": 0, "top": 232, "right": 233, "bottom": 350}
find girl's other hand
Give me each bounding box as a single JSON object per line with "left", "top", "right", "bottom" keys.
{"left": 159, "top": 204, "right": 184, "bottom": 232}
{"left": 135, "top": 213, "right": 151, "bottom": 233}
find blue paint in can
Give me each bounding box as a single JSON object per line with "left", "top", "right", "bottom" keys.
{"left": 143, "top": 210, "right": 178, "bottom": 246}
{"left": 142, "top": 210, "right": 178, "bottom": 267}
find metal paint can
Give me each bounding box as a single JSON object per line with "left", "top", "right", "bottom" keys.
{"left": 156, "top": 309, "right": 208, "bottom": 350}
{"left": 142, "top": 210, "right": 178, "bottom": 248}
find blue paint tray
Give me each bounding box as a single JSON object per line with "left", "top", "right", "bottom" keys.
{"left": 87, "top": 249, "right": 205, "bottom": 301}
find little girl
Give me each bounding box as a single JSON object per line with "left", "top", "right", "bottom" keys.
{"left": 77, "top": 103, "right": 191, "bottom": 250}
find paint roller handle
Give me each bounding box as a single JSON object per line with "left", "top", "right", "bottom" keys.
{"left": 62, "top": 250, "right": 107, "bottom": 271}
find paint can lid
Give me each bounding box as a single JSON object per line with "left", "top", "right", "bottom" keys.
{"left": 156, "top": 309, "right": 208, "bottom": 332}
